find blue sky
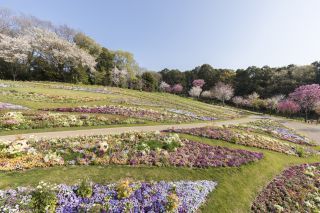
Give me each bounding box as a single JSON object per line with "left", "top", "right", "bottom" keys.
{"left": 1, "top": 0, "right": 320, "bottom": 71}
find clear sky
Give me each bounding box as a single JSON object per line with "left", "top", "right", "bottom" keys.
{"left": 1, "top": 0, "right": 320, "bottom": 71}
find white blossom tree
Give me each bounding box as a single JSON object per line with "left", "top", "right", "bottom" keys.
{"left": 189, "top": 86, "right": 202, "bottom": 98}
{"left": 0, "top": 33, "right": 32, "bottom": 80}
{"left": 211, "top": 82, "right": 234, "bottom": 106}
{"left": 30, "top": 28, "right": 96, "bottom": 71}
{"left": 111, "top": 66, "right": 128, "bottom": 87}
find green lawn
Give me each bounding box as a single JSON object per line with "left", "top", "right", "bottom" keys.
{"left": 1, "top": 134, "right": 318, "bottom": 212}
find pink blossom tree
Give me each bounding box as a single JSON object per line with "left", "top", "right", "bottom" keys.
{"left": 192, "top": 79, "right": 205, "bottom": 88}
{"left": 314, "top": 102, "right": 320, "bottom": 118}
{"left": 171, "top": 84, "right": 183, "bottom": 94}
{"left": 159, "top": 81, "right": 171, "bottom": 92}
{"left": 277, "top": 99, "right": 301, "bottom": 117}
{"left": 211, "top": 82, "right": 234, "bottom": 106}
{"left": 289, "top": 84, "right": 320, "bottom": 122}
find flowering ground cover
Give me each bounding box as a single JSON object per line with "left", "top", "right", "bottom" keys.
{"left": 168, "top": 109, "right": 217, "bottom": 121}
{"left": 0, "top": 102, "right": 29, "bottom": 110}
{"left": 0, "top": 111, "right": 143, "bottom": 131}
{"left": 234, "top": 119, "right": 313, "bottom": 146}
{"left": 165, "top": 126, "right": 313, "bottom": 156}
{"left": 0, "top": 132, "right": 263, "bottom": 171}
{"left": 251, "top": 163, "right": 320, "bottom": 212}
{"left": 0, "top": 179, "right": 217, "bottom": 212}
{"left": 45, "top": 105, "right": 198, "bottom": 123}
{"left": 1, "top": 90, "right": 106, "bottom": 103}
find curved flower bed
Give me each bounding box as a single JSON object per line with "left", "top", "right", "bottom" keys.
{"left": 252, "top": 163, "right": 320, "bottom": 212}
{"left": 44, "top": 105, "right": 196, "bottom": 122}
{"left": 0, "top": 132, "right": 263, "bottom": 171}
{"left": 1, "top": 90, "right": 105, "bottom": 103}
{"left": 0, "top": 102, "right": 29, "bottom": 110}
{"left": 234, "top": 119, "right": 313, "bottom": 146}
{"left": 168, "top": 109, "right": 217, "bottom": 121}
{"left": 0, "top": 180, "right": 217, "bottom": 212}
{"left": 164, "top": 126, "right": 312, "bottom": 156}
{"left": 0, "top": 111, "right": 143, "bottom": 131}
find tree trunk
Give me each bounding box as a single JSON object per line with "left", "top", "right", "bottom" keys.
{"left": 305, "top": 110, "right": 308, "bottom": 122}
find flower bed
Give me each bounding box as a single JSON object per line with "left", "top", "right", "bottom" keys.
{"left": 0, "top": 111, "right": 143, "bottom": 131}
{"left": 1, "top": 90, "right": 105, "bottom": 103}
{"left": 164, "top": 126, "right": 312, "bottom": 156}
{"left": 234, "top": 119, "right": 313, "bottom": 146}
{"left": 49, "top": 84, "right": 114, "bottom": 94}
{"left": 168, "top": 109, "right": 217, "bottom": 121}
{"left": 0, "top": 102, "right": 29, "bottom": 110}
{"left": 0, "top": 83, "right": 9, "bottom": 88}
{"left": 44, "top": 105, "right": 197, "bottom": 122}
{"left": 0, "top": 179, "right": 217, "bottom": 212}
{"left": 252, "top": 163, "right": 320, "bottom": 212}
{"left": 0, "top": 132, "right": 263, "bottom": 171}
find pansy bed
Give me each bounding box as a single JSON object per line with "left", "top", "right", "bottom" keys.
{"left": 1, "top": 90, "right": 106, "bottom": 103}
{"left": 252, "top": 163, "right": 320, "bottom": 212}
{"left": 0, "top": 179, "right": 217, "bottom": 212}
{"left": 164, "top": 125, "right": 312, "bottom": 156}
{"left": 0, "top": 111, "right": 144, "bottom": 131}
{"left": 44, "top": 106, "right": 200, "bottom": 123}
{"left": 0, "top": 132, "right": 263, "bottom": 171}
{"left": 0, "top": 102, "right": 29, "bottom": 110}
{"left": 233, "top": 119, "right": 313, "bottom": 146}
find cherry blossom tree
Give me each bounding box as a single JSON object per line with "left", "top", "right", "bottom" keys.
{"left": 189, "top": 86, "right": 202, "bottom": 98}
{"left": 30, "top": 28, "right": 96, "bottom": 71}
{"left": 159, "top": 81, "right": 171, "bottom": 92}
{"left": 289, "top": 84, "right": 320, "bottom": 122}
{"left": 171, "top": 84, "right": 183, "bottom": 94}
{"left": 201, "top": 90, "right": 213, "bottom": 99}
{"left": 111, "top": 66, "right": 128, "bottom": 87}
{"left": 277, "top": 99, "right": 301, "bottom": 117}
{"left": 192, "top": 79, "right": 205, "bottom": 88}
{"left": 314, "top": 102, "right": 320, "bottom": 118}
{"left": 211, "top": 82, "right": 234, "bottom": 106}
{"left": 0, "top": 33, "right": 32, "bottom": 80}
{"left": 232, "top": 96, "right": 244, "bottom": 107}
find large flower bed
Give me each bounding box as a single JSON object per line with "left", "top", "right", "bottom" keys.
{"left": 1, "top": 90, "right": 105, "bottom": 103}
{"left": 252, "top": 163, "right": 320, "bottom": 212}
{"left": 0, "top": 132, "right": 263, "bottom": 171}
{"left": 0, "top": 102, "right": 29, "bottom": 110}
{"left": 49, "top": 84, "right": 114, "bottom": 95}
{"left": 0, "top": 180, "right": 217, "bottom": 212}
{"left": 45, "top": 106, "right": 197, "bottom": 123}
{"left": 234, "top": 119, "right": 313, "bottom": 146}
{"left": 0, "top": 111, "right": 143, "bottom": 131}
{"left": 168, "top": 109, "right": 217, "bottom": 121}
{"left": 164, "top": 126, "right": 312, "bottom": 156}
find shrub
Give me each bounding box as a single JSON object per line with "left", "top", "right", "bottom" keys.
{"left": 30, "top": 182, "right": 57, "bottom": 213}
{"left": 76, "top": 179, "right": 93, "bottom": 198}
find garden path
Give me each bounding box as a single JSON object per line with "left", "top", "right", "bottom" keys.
{"left": 1, "top": 115, "right": 319, "bottom": 144}
{"left": 276, "top": 119, "right": 320, "bottom": 145}
{"left": 0, "top": 116, "right": 260, "bottom": 141}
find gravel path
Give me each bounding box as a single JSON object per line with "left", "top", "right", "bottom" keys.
{"left": 276, "top": 119, "right": 320, "bottom": 145}
{"left": 0, "top": 116, "right": 259, "bottom": 141}
{"left": 1, "top": 115, "right": 318, "bottom": 144}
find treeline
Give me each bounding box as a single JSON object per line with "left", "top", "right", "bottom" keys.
{"left": 0, "top": 8, "right": 320, "bottom": 99}
{"left": 160, "top": 63, "right": 320, "bottom": 98}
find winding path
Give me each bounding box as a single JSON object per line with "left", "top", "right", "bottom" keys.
{"left": 0, "top": 115, "right": 319, "bottom": 144}
{"left": 0, "top": 116, "right": 259, "bottom": 141}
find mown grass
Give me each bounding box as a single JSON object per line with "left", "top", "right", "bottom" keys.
{"left": 0, "top": 134, "right": 319, "bottom": 212}
{"left": 0, "top": 80, "right": 246, "bottom": 119}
